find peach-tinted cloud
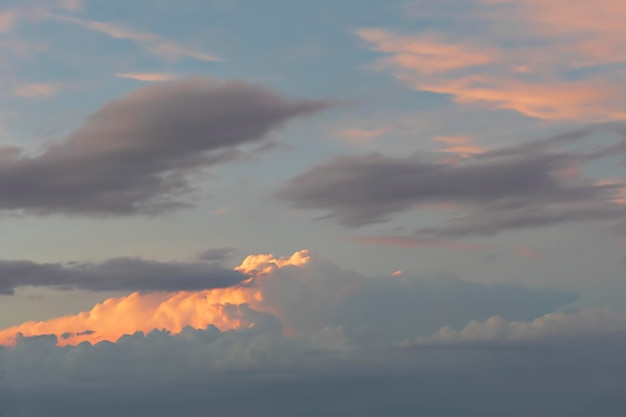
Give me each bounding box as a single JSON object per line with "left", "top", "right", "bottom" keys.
{"left": 513, "top": 246, "right": 542, "bottom": 258}
{"left": 358, "top": 1, "right": 626, "bottom": 122}
{"left": 354, "top": 236, "right": 492, "bottom": 250}
{"left": 0, "top": 250, "right": 311, "bottom": 347}
{"left": 336, "top": 128, "right": 386, "bottom": 143}
{"left": 597, "top": 179, "right": 626, "bottom": 205}
{"left": 433, "top": 136, "right": 486, "bottom": 157}
{"left": 357, "top": 28, "right": 496, "bottom": 74}
{"left": 410, "top": 75, "right": 626, "bottom": 122}
{"left": 52, "top": 15, "right": 222, "bottom": 62}
{"left": 212, "top": 207, "right": 231, "bottom": 215}
{"left": 490, "top": 0, "right": 626, "bottom": 66}
{"left": 60, "top": 0, "right": 82, "bottom": 11}
{"left": 116, "top": 72, "right": 180, "bottom": 82}
{"left": 0, "top": 9, "right": 17, "bottom": 33}
{"left": 392, "top": 270, "right": 404, "bottom": 276}
{"left": 13, "top": 82, "right": 62, "bottom": 98}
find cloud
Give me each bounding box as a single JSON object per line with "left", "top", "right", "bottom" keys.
{"left": 408, "top": 308, "right": 626, "bottom": 348}
{"left": 433, "top": 135, "right": 486, "bottom": 158}
{"left": 196, "top": 247, "right": 236, "bottom": 261}
{"left": 0, "top": 77, "right": 329, "bottom": 216}
{"left": 5, "top": 251, "right": 625, "bottom": 417}
{"left": 53, "top": 15, "right": 222, "bottom": 62}
{"left": 116, "top": 72, "right": 180, "bottom": 82}
{"left": 357, "top": 28, "right": 496, "bottom": 74}
{"left": 0, "top": 9, "right": 17, "bottom": 33}
{"left": 353, "top": 236, "right": 491, "bottom": 250}
{"left": 0, "top": 250, "right": 575, "bottom": 347}
{"left": 13, "top": 82, "right": 62, "bottom": 98}
{"left": 0, "top": 257, "right": 246, "bottom": 296}
{"left": 357, "top": 5, "right": 626, "bottom": 122}
{"left": 277, "top": 125, "right": 626, "bottom": 235}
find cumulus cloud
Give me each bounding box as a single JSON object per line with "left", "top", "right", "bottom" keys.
{"left": 407, "top": 308, "right": 626, "bottom": 348}
{"left": 0, "top": 250, "right": 575, "bottom": 347}
{"left": 1, "top": 306, "right": 626, "bottom": 416}
{"left": 0, "top": 77, "right": 328, "bottom": 216}
{"left": 0, "top": 257, "right": 246, "bottom": 295}
{"left": 277, "top": 125, "right": 626, "bottom": 235}
{"left": 2, "top": 251, "right": 625, "bottom": 417}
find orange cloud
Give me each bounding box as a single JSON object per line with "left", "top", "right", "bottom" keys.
{"left": 116, "top": 72, "right": 179, "bottom": 82}
{"left": 412, "top": 75, "right": 626, "bottom": 121}
{"left": 494, "top": 0, "right": 626, "bottom": 66}
{"left": 0, "top": 250, "right": 312, "bottom": 347}
{"left": 357, "top": 29, "right": 496, "bottom": 74}
{"left": 0, "top": 9, "right": 17, "bottom": 33}
{"left": 358, "top": 0, "right": 626, "bottom": 122}
{"left": 336, "top": 128, "right": 386, "bottom": 143}
{"left": 513, "top": 246, "right": 542, "bottom": 258}
{"left": 433, "top": 136, "right": 486, "bottom": 157}
{"left": 13, "top": 83, "right": 62, "bottom": 98}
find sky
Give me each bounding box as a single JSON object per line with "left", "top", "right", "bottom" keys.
{"left": 1, "top": 0, "right": 626, "bottom": 415}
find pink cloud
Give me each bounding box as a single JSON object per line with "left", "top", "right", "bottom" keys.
{"left": 357, "top": 1, "right": 626, "bottom": 122}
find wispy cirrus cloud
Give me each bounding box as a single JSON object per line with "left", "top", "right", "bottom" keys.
{"left": 52, "top": 15, "right": 222, "bottom": 62}
{"left": 116, "top": 72, "right": 180, "bottom": 82}
{"left": 13, "top": 82, "right": 62, "bottom": 98}
{"left": 358, "top": 0, "right": 626, "bottom": 122}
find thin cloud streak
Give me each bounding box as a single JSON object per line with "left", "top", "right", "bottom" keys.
{"left": 116, "top": 72, "right": 180, "bottom": 82}
{"left": 50, "top": 15, "right": 222, "bottom": 62}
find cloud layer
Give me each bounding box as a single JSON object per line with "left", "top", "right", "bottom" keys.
{"left": 278, "top": 125, "right": 626, "bottom": 235}
{"left": 0, "top": 77, "right": 328, "bottom": 216}
{"left": 0, "top": 250, "right": 574, "bottom": 346}
{"left": 358, "top": 0, "right": 626, "bottom": 121}
{"left": 0, "top": 257, "right": 246, "bottom": 295}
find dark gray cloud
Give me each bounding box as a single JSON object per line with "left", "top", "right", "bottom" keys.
{"left": 277, "top": 125, "right": 626, "bottom": 236}
{"left": 0, "top": 257, "right": 247, "bottom": 295}
{"left": 0, "top": 77, "right": 328, "bottom": 216}
{"left": 1, "top": 314, "right": 626, "bottom": 417}
{"left": 196, "top": 247, "right": 235, "bottom": 261}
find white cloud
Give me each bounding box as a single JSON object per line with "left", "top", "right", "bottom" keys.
{"left": 53, "top": 15, "right": 222, "bottom": 62}
{"left": 409, "top": 308, "right": 626, "bottom": 347}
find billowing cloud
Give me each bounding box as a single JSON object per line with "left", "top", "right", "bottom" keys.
{"left": 277, "top": 125, "right": 626, "bottom": 235}
{"left": 0, "top": 77, "right": 328, "bottom": 216}
{"left": 408, "top": 308, "right": 626, "bottom": 348}
{"left": 0, "top": 257, "right": 246, "bottom": 295}
{"left": 0, "top": 250, "right": 574, "bottom": 347}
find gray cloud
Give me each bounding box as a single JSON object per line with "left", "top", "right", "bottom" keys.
{"left": 0, "top": 77, "right": 328, "bottom": 216}
{"left": 196, "top": 247, "right": 235, "bottom": 261}
{"left": 2, "top": 313, "right": 626, "bottom": 417}
{"left": 0, "top": 257, "right": 247, "bottom": 295}
{"left": 277, "top": 125, "right": 626, "bottom": 236}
